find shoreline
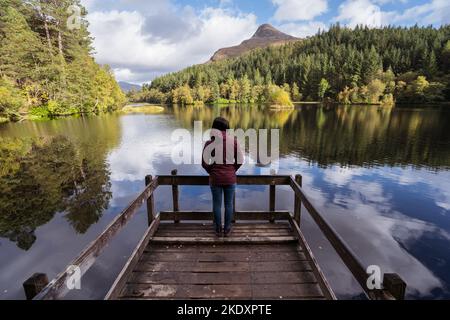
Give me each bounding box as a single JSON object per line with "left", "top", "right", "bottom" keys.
{"left": 2, "top": 101, "right": 450, "bottom": 124}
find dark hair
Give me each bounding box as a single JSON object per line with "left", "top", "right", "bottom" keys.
{"left": 212, "top": 117, "right": 229, "bottom": 132}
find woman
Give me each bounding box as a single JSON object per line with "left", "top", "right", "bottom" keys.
{"left": 202, "top": 117, "right": 242, "bottom": 237}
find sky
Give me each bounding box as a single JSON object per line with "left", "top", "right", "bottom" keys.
{"left": 79, "top": 0, "right": 450, "bottom": 84}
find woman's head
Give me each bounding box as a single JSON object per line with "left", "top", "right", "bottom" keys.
{"left": 211, "top": 117, "right": 229, "bottom": 132}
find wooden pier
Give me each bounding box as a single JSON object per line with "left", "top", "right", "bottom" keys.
{"left": 29, "top": 171, "right": 406, "bottom": 300}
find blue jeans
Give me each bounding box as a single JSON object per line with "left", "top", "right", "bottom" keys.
{"left": 211, "top": 185, "right": 236, "bottom": 231}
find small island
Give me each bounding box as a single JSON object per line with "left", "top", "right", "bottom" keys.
{"left": 267, "top": 85, "right": 294, "bottom": 109}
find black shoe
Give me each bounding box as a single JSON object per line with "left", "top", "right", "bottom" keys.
{"left": 224, "top": 227, "right": 232, "bottom": 237}
{"left": 215, "top": 226, "right": 222, "bottom": 237}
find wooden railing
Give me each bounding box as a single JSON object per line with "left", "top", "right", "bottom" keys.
{"left": 31, "top": 176, "right": 159, "bottom": 300}
{"left": 28, "top": 172, "right": 406, "bottom": 300}
{"left": 156, "top": 170, "right": 292, "bottom": 223}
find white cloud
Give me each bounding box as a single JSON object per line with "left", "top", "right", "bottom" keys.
{"left": 392, "top": 0, "right": 450, "bottom": 25}
{"left": 272, "top": 0, "right": 328, "bottom": 22}
{"left": 277, "top": 21, "right": 327, "bottom": 38}
{"left": 81, "top": 0, "right": 450, "bottom": 83}
{"left": 82, "top": 1, "right": 257, "bottom": 83}
{"left": 334, "top": 0, "right": 391, "bottom": 27}
{"left": 334, "top": 0, "right": 449, "bottom": 28}
{"left": 113, "top": 68, "right": 136, "bottom": 83}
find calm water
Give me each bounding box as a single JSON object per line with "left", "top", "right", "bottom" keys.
{"left": 0, "top": 104, "right": 449, "bottom": 299}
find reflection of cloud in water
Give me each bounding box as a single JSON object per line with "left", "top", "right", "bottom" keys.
{"left": 108, "top": 115, "right": 282, "bottom": 182}
{"left": 322, "top": 164, "right": 450, "bottom": 216}
{"left": 322, "top": 166, "right": 365, "bottom": 187}
{"left": 2, "top": 106, "right": 449, "bottom": 299}
{"left": 391, "top": 168, "right": 450, "bottom": 212}
{"left": 108, "top": 115, "right": 179, "bottom": 181}
{"left": 301, "top": 160, "right": 450, "bottom": 297}
{"left": 334, "top": 186, "right": 441, "bottom": 297}
{"left": 104, "top": 126, "right": 450, "bottom": 298}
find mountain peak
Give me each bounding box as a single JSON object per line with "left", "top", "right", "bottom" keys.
{"left": 252, "top": 24, "right": 293, "bottom": 39}
{"left": 209, "top": 24, "right": 300, "bottom": 62}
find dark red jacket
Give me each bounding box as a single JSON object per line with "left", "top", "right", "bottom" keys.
{"left": 202, "top": 131, "right": 243, "bottom": 186}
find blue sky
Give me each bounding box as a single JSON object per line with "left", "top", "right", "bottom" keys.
{"left": 178, "top": 0, "right": 436, "bottom": 25}
{"left": 80, "top": 0, "right": 449, "bottom": 84}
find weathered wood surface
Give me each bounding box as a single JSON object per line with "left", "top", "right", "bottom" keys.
{"left": 288, "top": 177, "right": 405, "bottom": 299}
{"left": 290, "top": 177, "right": 378, "bottom": 298}
{"left": 289, "top": 218, "right": 336, "bottom": 300}
{"left": 269, "top": 184, "right": 276, "bottom": 211}
{"left": 159, "top": 211, "right": 291, "bottom": 221}
{"left": 293, "top": 174, "right": 302, "bottom": 224}
{"left": 170, "top": 170, "right": 180, "bottom": 223}
{"left": 383, "top": 273, "right": 407, "bottom": 300}
{"left": 110, "top": 222, "right": 334, "bottom": 300}
{"left": 23, "top": 273, "right": 49, "bottom": 300}
{"left": 145, "top": 175, "right": 156, "bottom": 225}
{"left": 105, "top": 215, "right": 161, "bottom": 300}
{"left": 157, "top": 175, "right": 291, "bottom": 186}
{"left": 34, "top": 176, "right": 159, "bottom": 300}
{"left": 33, "top": 173, "right": 406, "bottom": 300}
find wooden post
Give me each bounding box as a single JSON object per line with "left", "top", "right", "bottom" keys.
{"left": 23, "top": 273, "right": 48, "bottom": 300}
{"left": 269, "top": 181, "right": 276, "bottom": 223}
{"left": 171, "top": 169, "right": 180, "bottom": 223}
{"left": 383, "top": 273, "right": 406, "bottom": 300}
{"left": 145, "top": 175, "right": 155, "bottom": 226}
{"left": 294, "top": 174, "right": 302, "bottom": 225}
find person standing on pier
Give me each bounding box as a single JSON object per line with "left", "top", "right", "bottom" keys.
{"left": 202, "top": 117, "right": 243, "bottom": 237}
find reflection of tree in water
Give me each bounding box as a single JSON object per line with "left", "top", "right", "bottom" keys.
{"left": 172, "top": 104, "right": 297, "bottom": 130}
{"left": 281, "top": 105, "right": 450, "bottom": 168}
{"left": 64, "top": 157, "right": 111, "bottom": 234}
{"left": 172, "top": 104, "right": 450, "bottom": 169}
{"left": 0, "top": 136, "right": 112, "bottom": 250}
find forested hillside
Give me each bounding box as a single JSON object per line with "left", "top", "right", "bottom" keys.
{"left": 0, "top": 0, "right": 125, "bottom": 123}
{"left": 132, "top": 24, "right": 450, "bottom": 106}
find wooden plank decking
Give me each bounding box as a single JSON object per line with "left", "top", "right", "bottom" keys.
{"left": 31, "top": 174, "right": 406, "bottom": 300}
{"left": 107, "top": 222, "right": 335, "bottom": 300}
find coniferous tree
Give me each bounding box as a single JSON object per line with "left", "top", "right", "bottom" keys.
{"left": 135, "top": 24, "right": 450, "bottom": 106}
{"left": 0, "top": 0, "right": 125, "bottom": 121}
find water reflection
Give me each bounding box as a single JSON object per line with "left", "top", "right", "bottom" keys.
{"left": 295, "top": 164, "right": 450, "bottom": 298}
{"left": 167, "top": 104, "right": 450, "bottom": 298}
{"left": 0, "top": 116, "right": 120, "bottom": 250}
{"left": 172, "top": 104, "right": 450, "bottom": 168}
{"left": 0, "top": 105, "right": 449, "bottom": 299}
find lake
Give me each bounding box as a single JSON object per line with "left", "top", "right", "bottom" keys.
{"left": 0, "top": 104, "right": 449, "bottom": 299}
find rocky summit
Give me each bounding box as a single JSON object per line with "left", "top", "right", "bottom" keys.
{"left": 209, "top": 24, "right": 300, "bottom": 62}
